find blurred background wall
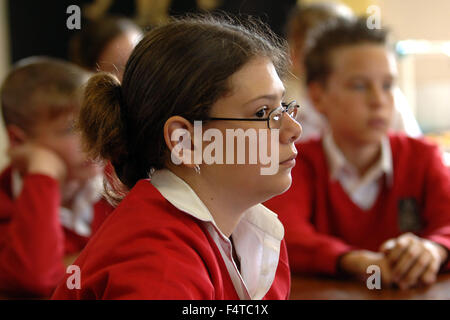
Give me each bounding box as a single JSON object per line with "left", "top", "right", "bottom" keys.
{"left": 378, "top": 0, "right": 450, "bottom": 133}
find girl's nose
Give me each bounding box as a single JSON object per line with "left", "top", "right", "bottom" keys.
{"left": 280, "top": 112, "right": 302, "bottom": 144}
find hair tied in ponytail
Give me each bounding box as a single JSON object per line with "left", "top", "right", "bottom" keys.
{"left": 114, "top": 84, "right": 128, "bottom": 129}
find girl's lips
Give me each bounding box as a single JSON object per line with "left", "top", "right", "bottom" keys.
{"left": 279, "top": 159, "right": 296, "bottom": 167}
{"left": 280, "top": 153, "right": 298, "bottom": 167}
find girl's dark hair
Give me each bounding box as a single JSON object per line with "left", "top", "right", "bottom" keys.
{"left": 304, "top": 16, "right": 389, "bottom": 85}
{"left": 77, "top": 14, "right": 289, "bottom": 202}
{"left": 69, "top": 16, "right": 142, "bottom": 71}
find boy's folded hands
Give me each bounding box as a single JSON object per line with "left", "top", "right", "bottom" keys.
{"left": 380, "top": 233, "right": 448, "bottom": 290}
{"left": 340, "top": 233, "right": 448, "bottom": 290}
{"left": 339, "top": 249, "right": 394, "bottom": 287}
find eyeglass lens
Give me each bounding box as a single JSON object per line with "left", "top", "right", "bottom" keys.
{"left": 269, "top": 103, "right": 298, "bottom": 129}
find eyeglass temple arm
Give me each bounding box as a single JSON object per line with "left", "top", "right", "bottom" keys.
{"left": 207, "top": 118, "right": 268, "bottom": 121}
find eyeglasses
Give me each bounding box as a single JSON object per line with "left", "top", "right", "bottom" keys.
{"left": 206, "top": 101, "right": 300, "bottom": 130}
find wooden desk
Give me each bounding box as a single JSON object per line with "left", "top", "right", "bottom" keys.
{"left": 290, "top": 273, "right": 450, "bottom": 300}
{"left": 3, "top": 273, "right": 450, "bottom": 300}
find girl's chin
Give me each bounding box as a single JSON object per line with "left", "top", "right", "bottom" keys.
{"left": 265, "top": 173, "right": 293, "bottom": 198}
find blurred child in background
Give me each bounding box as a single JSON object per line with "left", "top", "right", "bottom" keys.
{"left": 0, "top": 57, "right": 113, "bottom": 297}
{"left": 69, "top": 16, "right": 143, "bottom": 81}
{"left": 69, "top": 16, "right": 143, "bottom": 187}
{"left": 265, "top": 17, "right": 450, "bottom": 290}
{"left": 284, "top": 2, "right": 422, "bottom": 141}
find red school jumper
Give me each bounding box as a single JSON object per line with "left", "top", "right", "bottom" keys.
{"left": 264, "top": 134, "right": 450, "bottom": 275}
{"left": 0, "top": 166, "right": 113, "bottom": 297}
{"left": 51, "top": 179, "right": 291, "bottom": 300}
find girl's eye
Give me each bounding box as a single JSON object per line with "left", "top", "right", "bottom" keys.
{"left": 255, "top": 107, "right": 268, "bottom": 118}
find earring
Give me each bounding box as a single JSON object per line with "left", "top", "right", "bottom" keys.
{"left": 148, "top": 167, "right": 156, "bottom": 178}
{"left": 194, "top": 164, "right": 201, "bottom": 174}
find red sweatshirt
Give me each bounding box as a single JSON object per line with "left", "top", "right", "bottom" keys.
{"left": 0, "top": 166, "right": 113, "bottom": 297}
{"left": 264, "top": 134, "right": 450, "bottom": 275}
{"left": 51, "top": 178, "right": 291, "bottom": 300}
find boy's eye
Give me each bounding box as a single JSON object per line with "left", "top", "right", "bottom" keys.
{"left": 383, "top": 81, "right": 393, "bottom": 91}
{"left": 59, "top": 123, "right": 75, "bottom": 135}
{"left": 351, "top": 82, "right": 366, "bottom": 90}
{"left": 255, "top": 106, "right": 268, "bottom": 118}
{"left": 59, "top": 127, "right": 73, "bottom": 135}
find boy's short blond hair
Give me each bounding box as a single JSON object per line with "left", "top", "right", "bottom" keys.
{"left": 1, "top": 57, "right": 91, "bottom": 133}
{"left": 304, "top": 17, "right": 389, "bottom": 85}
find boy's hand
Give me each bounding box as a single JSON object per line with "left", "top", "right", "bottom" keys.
{"left": 8, "top": 143, "right": 67, "bottom": 182}
{"left": 339, "top": 250, "right": 394, "bottom": 287}
{"left": 380, "top": 233, "right": 447, "bottom": 290}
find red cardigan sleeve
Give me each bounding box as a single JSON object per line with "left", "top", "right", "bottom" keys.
{"left": 420, "top": 145, "right": 450, "bottom": 271}
{"left": 265, "top": 158, "right": 355, "bottom": 276}
{"left": 0, "top": 174, "right": 65, "bottom": 297}
{"left": 52, "top": 224, "right": 218, "bottom": 300}
{"left": 89, "top": 247, "right": 216, "bottom": 300}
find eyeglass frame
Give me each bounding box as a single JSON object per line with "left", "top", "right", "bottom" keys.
{"left": 205, "top": 101, "right": 300, "bottom": 130}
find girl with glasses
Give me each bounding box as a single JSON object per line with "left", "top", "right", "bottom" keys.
{"left": 52, "top": 14, "right": 302, "bottom": 300}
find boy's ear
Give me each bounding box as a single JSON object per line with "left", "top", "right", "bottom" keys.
{"left": 6, "top": 125, "right": 28, "bottom": 147}
{"left": 308, "top": 82, "right": 327, "bottom": 116}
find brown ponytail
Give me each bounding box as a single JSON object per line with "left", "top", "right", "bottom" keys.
{"left": 77, "top": 73, "right": 130, "bottom": 202}
{"left": 78, "top": 73, "right": 125, "bottom": 162}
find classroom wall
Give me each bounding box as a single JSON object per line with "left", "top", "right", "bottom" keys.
{"left": 302, "top": 0, "right": 450, "bottom": 40}
{"left": 0, "top": 0, "right": 11, "bottom": 171}
{"left": 378, "top": 0, "right": 450, "bottom": 132}
{"left": 302, "top": 0, "right": 376, "bottom": 15}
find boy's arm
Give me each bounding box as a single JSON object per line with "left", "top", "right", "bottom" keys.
{"left": 0, "top": 174, "right": 66, "bottom": 297}
{"left": 420, "top": 144, "right": 450, "bottom": 270}
{"left": 264, "top": 160, "right": 356, "bottom": 276}
{"left": 0, "top": 145, "right": 67, "bottom": 297}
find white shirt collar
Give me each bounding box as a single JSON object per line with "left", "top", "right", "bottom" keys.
{"left": 150, "top": 169, "right": 284, "bottom": 241}
{"left": 11, "top": 169, "right": 102, "bottom": 237}
{"left": 323, "top": 131, "right": 393, "bottom": 186}
{"left": 150, "top": 169, "right": 285, "bottom": 300}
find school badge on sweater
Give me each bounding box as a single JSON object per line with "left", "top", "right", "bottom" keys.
{"left": 398, "top": 198, "right": 422, "bottom": 232}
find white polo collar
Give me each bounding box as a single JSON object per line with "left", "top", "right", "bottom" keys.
{"left": 11, "top": 169, "right": 102, "bottom": 237}
{"left": 323, "top": 131, "right": 393, "bottom": 187}
{"left": 150, "top": 169, "right": 285, "bottom": 300}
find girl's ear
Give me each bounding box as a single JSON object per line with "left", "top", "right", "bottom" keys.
{"left": 163, "top": 116, "right": 197, "bottom": 169}
{"left": 308, "top": 82, "right": 328, "bottom": 116}
{"left": 6, "top": 125, "right": 28, "bottom": 147}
